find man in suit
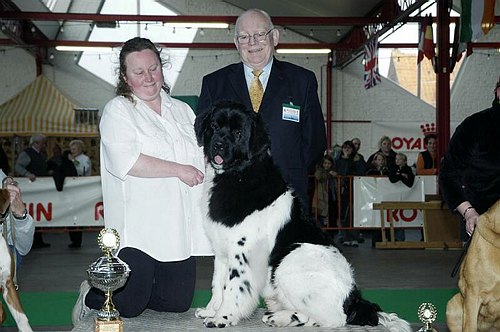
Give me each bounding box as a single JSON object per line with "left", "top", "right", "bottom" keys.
{"left": 197, "top": 8, "right": 327, "bottom": 212}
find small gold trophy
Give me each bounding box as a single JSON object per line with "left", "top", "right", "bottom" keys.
{"left": 87, "top": 228, "right": 130, "bottom": 332}
{"left": 417, "top": 302, "right": 438, "bottom": 332}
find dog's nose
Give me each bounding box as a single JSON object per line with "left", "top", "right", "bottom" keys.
{"left": 213, "top": 141, "right": 224, "bottom": 151}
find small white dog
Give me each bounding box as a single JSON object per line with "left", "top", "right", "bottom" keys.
{"left": 194, "top": 102, "right": 411, "bottom": 330}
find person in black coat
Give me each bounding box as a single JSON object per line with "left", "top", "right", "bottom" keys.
{"left": 440, "top": 77, "right": 500, "bottom": 238}
{"left": 388, "top": 153, "right": 415, "bottom": 188}
{"left": 197, "top": 9, "right": 326, "bottom": 212}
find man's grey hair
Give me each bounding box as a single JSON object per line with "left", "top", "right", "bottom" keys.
{"left": 29, "top": 133, "right": 46, "bottom": 146}
{"left": 235, "top": 8, "right": 275, "bottom": 36}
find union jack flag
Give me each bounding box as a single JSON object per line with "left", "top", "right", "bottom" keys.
{"left": 364, "top": 38, "right": 381, "bottom": 89}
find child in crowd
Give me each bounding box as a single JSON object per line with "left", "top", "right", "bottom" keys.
{"left": 388, "top": 153, "right": 415, "bottom": 188}
{"left": 312, "top": 155, "right": 337, "bottom": 228}
{"left": 387, "top": 153, "right": 415, "bottom": 242}
{"left": 365, "top": 152, "right": 388, "bottom": 175}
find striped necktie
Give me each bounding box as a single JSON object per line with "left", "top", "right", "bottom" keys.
{"left": 249, "top": 70, "right": 263, "bottom": 112}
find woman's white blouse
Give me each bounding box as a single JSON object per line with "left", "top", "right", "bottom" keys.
{"left": 99, "top": 91, "right": 212, "bottom": 261}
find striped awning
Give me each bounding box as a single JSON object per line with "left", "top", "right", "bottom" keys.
{"left": 0, "top": 75, "right": 98, "bottom": 136}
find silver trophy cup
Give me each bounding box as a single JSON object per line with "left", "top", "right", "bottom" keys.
{"left": 87, "top": 228, "right": 130, "bottom": 332}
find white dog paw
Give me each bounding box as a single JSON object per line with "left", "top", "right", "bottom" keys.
{"left": 195, "top": 307, "right": 216, "bottom": 319}
{"left": 262, "top": 310, "right": 318, "bottom": 327}
{"left": 203, "top": 315, "right": 237, "bottom": 328}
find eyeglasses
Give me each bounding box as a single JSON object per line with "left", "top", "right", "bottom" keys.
{"left": 236, "top": 29, "right": 273, "bottom": 44}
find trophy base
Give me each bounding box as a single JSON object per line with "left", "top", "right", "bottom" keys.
{"left": 95, "top": 318, "right": 123, "bottom": 332}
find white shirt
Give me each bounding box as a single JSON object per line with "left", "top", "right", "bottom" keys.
{"left": 99, "top": 91, "right": 212, "bottom": 262}
{"left": 0, "top": 170, "right": 35, "bottom": 256}
{"left": 73, "top": 153, "right": 92, "bottom": 176}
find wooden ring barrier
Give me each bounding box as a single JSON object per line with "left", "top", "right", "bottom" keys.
{"left": 372, "top": 201, "right": 463, "bottom": 249}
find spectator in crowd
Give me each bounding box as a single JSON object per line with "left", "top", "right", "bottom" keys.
{"left": 312, "top": 155, "right": 337, "bottom": 228}
{"left": 197, "top": 8, "right": 326, "bottom": 213}
{"left": 351, "top": 137, "right": 365, "bottom": 164}
{"left": 365, "top": 152, "right": 389, "bottom": 175}
{"left": 388, "top": 153, "right": 415, "bottom": 188}
{"left": 440, "top": 76, "right": 500, "bottom": 240}
{"left": 387, "top": 152, "right": 415, "bottom": 242}
{"left": 67, "top": 139, "right": 92, "bottom": 248}
{"left": 366, "top": 136, "right": 397, "bottom": 171}
{"left": 69, "top": 139, "right": 92, "bottom": 177}
{"left": 415, "top": 134, "right": 437, "bottom": 175}
{"left": 14, "top": 134, "right": 50, "bottom": 249}
{"left": 1, "top": 170, "right": 35, "bottom": 270}
{"left": 52, "top": 150, "right": 78, "bottom": 192}
{"left": 335, "top": 140, "right": 365, "bottom": 247}
{"left": 47, "top": 144, "right": 63, "bottom": 172}
{"left": 72, "top": 37, "right": 212, "bottom": 325}
{"left": 0, "top": 144, "right": 10, "bottom": 175}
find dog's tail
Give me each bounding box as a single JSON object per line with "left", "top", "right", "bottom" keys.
{"left": 344, "top": 287, "right": 411, "bottom": 332}
{"left": 377, "top": 312, "right": 412, "bottom": 332}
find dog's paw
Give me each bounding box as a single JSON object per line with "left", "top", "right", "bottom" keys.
{"left": 203, "top": 315, "right": 237, "bottom": 328}
{"left": 195, "top": 307, "right": 216, "bottom": 319}
{"left": 262, "top": 310, "right": 318, "bottom": 327}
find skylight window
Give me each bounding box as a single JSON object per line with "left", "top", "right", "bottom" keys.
{"left": 78, "top": 0, "right": 196, "bottom": 89}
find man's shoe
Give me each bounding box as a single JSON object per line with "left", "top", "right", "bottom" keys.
{"left": 72, "top": 280, "right": 91, "bottom": 326}
{"left": 68, "top": 243, "right": 81, "bottom": 248}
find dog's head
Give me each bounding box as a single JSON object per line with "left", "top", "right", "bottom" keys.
{"left": 194, "top": 101, "right": 271, "bottom": 172}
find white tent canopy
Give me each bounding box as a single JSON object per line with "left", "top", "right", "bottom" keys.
{"left": 0, "top": 75, "right": 98, "bottom": 136}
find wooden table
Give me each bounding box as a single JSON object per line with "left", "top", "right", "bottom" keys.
{"left": 372, "top": 201, "right": 462, "bottom": 249}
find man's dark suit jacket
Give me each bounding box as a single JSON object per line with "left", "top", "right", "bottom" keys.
{"left": 197, "top": 58, "right": 327, "bottom": 207}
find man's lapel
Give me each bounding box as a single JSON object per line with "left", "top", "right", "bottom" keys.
{"left": 229, "top": 64, "right": 252, "bottom": 109}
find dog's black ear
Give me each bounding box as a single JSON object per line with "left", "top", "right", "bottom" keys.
{"left": 248, "top": 111, "right": 271, "bottom": 159}
{"left": 194, "top": 107, "right": 213, "bottom": 146}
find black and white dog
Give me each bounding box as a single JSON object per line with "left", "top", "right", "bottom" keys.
{"left": 194, "top": 101, "right": 411, "bottom": 331}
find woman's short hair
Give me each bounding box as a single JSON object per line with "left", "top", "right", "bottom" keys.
{"left": 69, "top": 139, "right": 85, "bottom": 151}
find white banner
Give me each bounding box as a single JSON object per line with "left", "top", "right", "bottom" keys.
{"left": 15, "top": 176, "right": 104, "bottom": 227}
{"left": 15, "top": 175, "right": 438, "bottom": 229}
{"left": 353, "top": 175, "right": 438, "bottom": 228}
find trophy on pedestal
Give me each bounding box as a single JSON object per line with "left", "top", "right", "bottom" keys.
{"left": 417, "top": 302, "right": 438, "bottom": 332}
{"left": 87, "top": 228, "right": 130, "bottom": 332}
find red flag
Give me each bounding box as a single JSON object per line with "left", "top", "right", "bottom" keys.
{"left": 364, "top": 38, "right": 381, "bottom": 89}
{"left": 417, "top": 14, "right": 435, "bottom": 64}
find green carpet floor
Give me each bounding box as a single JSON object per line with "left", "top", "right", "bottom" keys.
{"left": 2, "top": 288, "right": 458, "bottom": 327}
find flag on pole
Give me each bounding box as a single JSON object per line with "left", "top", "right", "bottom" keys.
{"left": 460, "top": 0, "right": 496, "bottom": 43}
{"left": 364, "top": 38, "right": 381, "bottom": 89}
{"left": 417, "top": 14, "right": 435, "bottom": 64}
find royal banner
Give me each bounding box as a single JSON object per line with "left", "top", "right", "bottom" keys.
{"left": 15, "top": 176, "right": 104, "bottom": 227}
{"left": 370, "top": 122, "right": 459, "bottom": 165}
{"left": 353, "top": 175, "right": 438, "bottom": 228}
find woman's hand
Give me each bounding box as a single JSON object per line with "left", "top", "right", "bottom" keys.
{"left": 6, "top": 183, "right": 27, "bottom": 217}
{"left": 178, "top": 165, "right": 204, "bottom": 187}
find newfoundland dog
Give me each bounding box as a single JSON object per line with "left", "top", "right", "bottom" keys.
{"left": 194, "top": 101, "right": 411, "bottom": 331}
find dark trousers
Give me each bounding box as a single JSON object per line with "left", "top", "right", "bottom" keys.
{"left": 85, "top": 247, "right": 196, "bottom": 318}
{"left": 33, "top": 231, "right": 46, "bottom": 244}
{"left": 69, "top": 230, "right": 82, "bottom": 246}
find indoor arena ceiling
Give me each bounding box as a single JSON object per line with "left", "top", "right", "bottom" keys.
{"left": 1, "top": 0, "right": 499, "bottom": 67}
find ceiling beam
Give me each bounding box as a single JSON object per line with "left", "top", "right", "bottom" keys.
{"left": 0, "top": 12, "right": 390, "bottom": 25}
{"left": 6, "top": 11, "right": 492, "bottom": 25}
